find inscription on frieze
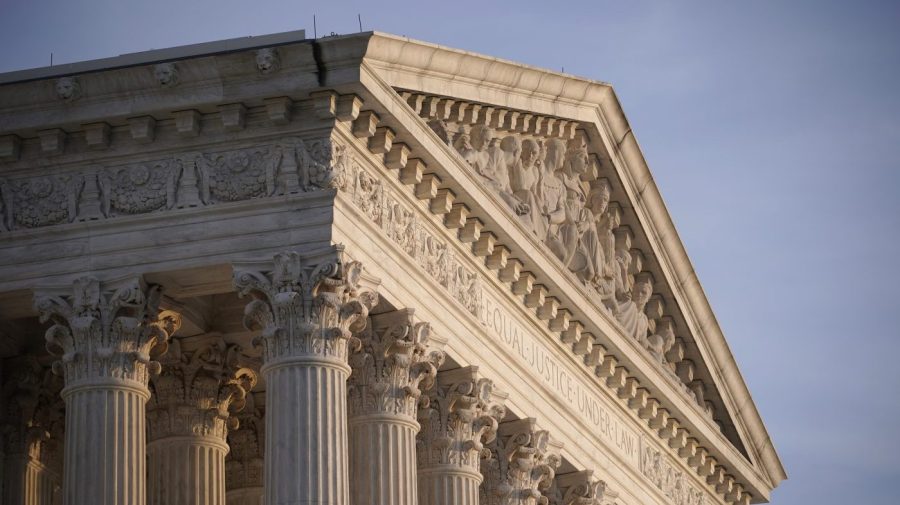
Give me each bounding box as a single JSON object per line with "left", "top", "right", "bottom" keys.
{"left": 477, "top": 292, "right": 640, "bottom": 468}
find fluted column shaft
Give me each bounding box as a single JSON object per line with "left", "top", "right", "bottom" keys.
{"left": 417, "top": 367, "right": 505, "bottom": 505}
{"left": 147, "top": 436, "right": 229, "bottom": 505}
{"left": 264, "top": 358, "right": 350, "bottom": 504}
{"left": 347, "top": 309, "right": 443, "bottom": 505}
{"left": 61, "top": 383, "right": 148, "bottom": 505}
{"left": 145, "top": 338, "right": 257, "bottom": 505}
{"left": 233, "top": 250, "right": 378, "bottom": 505}
{"left": 417, "top": 466, "right": 481, "bottom": 505}
{"left": 34, "top": 276, "right": 178, "bottom": 505}
{"left": 2, "top": 453, "right": 61, "bottom": 505}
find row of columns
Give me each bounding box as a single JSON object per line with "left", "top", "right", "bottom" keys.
{"left": 10, "top": 249, "right": 617, "bottom": 505}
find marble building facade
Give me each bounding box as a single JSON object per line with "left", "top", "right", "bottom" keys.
{"left": 0, "top": 30, "right": 785, "bottom": 505}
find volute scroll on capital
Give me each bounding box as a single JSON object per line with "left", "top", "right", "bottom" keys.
{"left": 348, "top": 309, "right": 446, "bottom": 419}
{"left": 33, "top": 275, "right": 181, "bottom": 388}
{"left": 233, "top": 247, "right": 380, "bottom": 365}
{"left": 481, "top": 418, "right": 563, "bottom": 505}
{"left": 147, "top": 337, "right": 258, "bottom": 441}
{"left": 417, "top": 366, "right": 507, "bottom": 472}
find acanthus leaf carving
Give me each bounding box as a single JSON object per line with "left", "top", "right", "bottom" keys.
{"left": 480, "top": 418, "right": 562, "bottom": 505}
{"left": 233, "top": 248, "right": 379, "bottom": 364}
{"left": 417, "top": 366, "right": 506, "bottom": 474}
{"left": 147, "top": 337, "right": 258, "bottom": 441}
{"left": 547, "top": 471, "right": 619, "bottom": 505}
{"left": 226, "top": 391, "right": 265, "bottom": 491}
{"left": 348, "top": 309, "right": 445, "bottom": 419}
{"left": 641, "top": 443, "right": 707, "bottom": 505}
{"left": 33, "top": 276, "right": 180, "bottom": 387}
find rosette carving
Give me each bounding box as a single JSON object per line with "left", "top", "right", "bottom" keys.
{"left": 547, "top": 471, "right": 618, "bottom": 505}
{"left": 33, "top": 276, "right": 179, "bottom": 387}
{"left": 417, "top": 366, "right": 506, "bottom": 473}
{"left": 348, "top": 309, "right": 445, "bottom": 419}
{"left": 481, "top": 418, "right": 562, "bottom": 505}
{"left": 147, "top": 337, "right": 257, "bottom": 441}
{"left": 233, "top": 247, "right": 379, "bottom": 364}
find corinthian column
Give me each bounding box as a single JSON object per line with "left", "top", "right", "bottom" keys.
{"left": 226, "top": 391, "right": 265, "bottom": 505}
{"left": 233, "top": 248, "right": 378, "bottom": 505}
{"left": 34, "top": 276, "right": 179, "bottom": 505}
{"left": 416, "top": 366, "right": 507, "bottom": 505}
{"left": 146, "top": 337, "right": 257, "bottom": 505}
{"left": 1, "top": 356, "right": 64, "bottom": 505}
{"left": 347, "top": 309, "right": 444, "bottom": 505}
{"left": 480, "top": 418, "right": 563, "bottom": 505}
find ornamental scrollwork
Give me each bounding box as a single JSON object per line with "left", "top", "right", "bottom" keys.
{"left": 233, "top": 248, "right": 379, "bottom": 364}
{"left": 480, "top": 418, "right": 562, "bottom": 505}
{"left": 33, "top": 276, "right": 180, "bottom": 387}
{"left": 547, "top": 471, "right": 618, "bottom": 505}
{"left": 416, "top": 367, "right": 506, "bottom": 473}
{"left": 147, "top": 337, "right": 257, "bottom": 441}
{"left": 348, "top": 309, "right": 445, "bottom": 419}
{"left": 226, "top": 391, "right": 265, "bottom": 491}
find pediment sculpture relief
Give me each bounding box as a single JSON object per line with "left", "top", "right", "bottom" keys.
{"left": 408, "top": 97, "right": 721, "bottom": 422}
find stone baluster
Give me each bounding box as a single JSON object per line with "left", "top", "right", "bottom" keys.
{"left": 347, "top": 309, "right": 445, "bottom": 505}
{"left": 226, "top": 391, "right": 265, "bottom": 505}
{"left": 0, "top": 356, "right": 64, "bottom": 505}
{"left": 416, "top": 366, "right": 507, "bottom": 505}
{"left": 481, "top": 418, "right": 563, "bottom": 505}
{"left": 146, "top": 336, "right": 257, "bottom": 505}
{"left": 233, "top": 248, "right": 378, "bottom": 505}
{"left": 547, "top": 470, "right": 618, "bottom": 505}
{"left": 34, "top": 276, "right": 179, "bottom": 505}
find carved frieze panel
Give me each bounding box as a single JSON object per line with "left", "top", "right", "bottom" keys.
{"left": 641, "top": 441, "right": 708, "bottom": 505}
{"left": 0, "top": 136, "right": 340, "bottom": 232}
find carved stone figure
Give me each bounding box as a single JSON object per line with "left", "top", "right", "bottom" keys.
{"left": 537, "top": 139, "right": 568, "bottom": 259}
{"left": 100, "top": 161, "right": 176, "bottom": 216}
{"left": 153, "top": 62, "right": 179, "bottom": 87}
{"left": 508, "top": 138, "right": 543, "bottom": 233}
{"left": 255, "top": 48, "right": 280, "bottom": 74}
{"left": 615, "top": 273, "right": 653, "bottom": 342}
{"left": 54, "top": 77, "right": 80, "bottom": 101}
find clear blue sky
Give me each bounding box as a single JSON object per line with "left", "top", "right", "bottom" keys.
{"left": 2, "top": 1, "right": 898, "bottom": 503}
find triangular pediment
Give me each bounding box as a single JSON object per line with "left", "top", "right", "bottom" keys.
{"left": 317, "top": 30, "right": 786, "bottom": 500}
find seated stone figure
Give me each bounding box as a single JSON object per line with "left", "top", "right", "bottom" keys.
{"left": 615, "top": 273, "right": 654, "bottom": 342}
{"left": 507, "top": 138, "right": 543, "bottom": 235}
{"left": 646, "top": 317, "right": 677, "bottom": 363}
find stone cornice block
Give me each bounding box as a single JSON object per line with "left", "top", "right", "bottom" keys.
{"left": 127, "top": 116, "right": 156, "bottom": 143}
{"left": 353, "top": 110, "right": 379, "bottom": 138}
{"left": 402, "top": 159, "right": 427, "bottom": 186}
{"left": 606, "top": 366, "right": 628, "bottom": 389}
{"left": 498, "top": 258, "right": 522, "bottom": 283}
{"left": 173, "top": 109, "right": 201, "bottom": 137}
{"left": 219, "top": 103, "right": 247, "bottom": 131}
{"left": 573, "top": 332, "right": 594, "bottom": 356}
{"left": 560, "top": 320, "right": 583, "bottom": 344}
{"left": 511, "top": 271, "right": 535, "bottom": 296}
{"left": 0, "top": 134, "right": 21, "bottom": 161}
{"left": 368, "top": 126, "right": 395, "bottom": 154}
{"left": 385, "top": 142, "right": 410, "bottom": 170}
{"left": 336, "top": 94, "right": 364, "bottom": 121}
{"left": 629, "top": 388, "right": 650, "bottom": 410}
{"left": 459, "top": 217, "right": 482, "bottom": 243}
{"left": 618, "top": 377, "right": 639, "bottom": 400}
{"left": 412, "top": 172, "right": 439, "bottom": 198}
{"left": 596, "top": 356, "right": 617, "bottom": 379}
{"left": 37, "top": 128, "right": 66, "bottom": 155}
{"left": 485, "top": 245, "right": 509, "bottom": 270}
{"left": 524, "top": 284, "right": 547, "bottom": 309}
{"left": 472, "top": 232, "right": 495, "bottom": 257}
{"left": 444, "top": 203, "right": 469, "bottom": 229}
{"left": 429, "top": 188, "right": 454, "bottom": 215}
{"left": 264, "top": 96, "right": 293, "bottom": 124}
{"left": 309, "top": 90, "right": 336, "bottom": 119}
{"left": 547, "top": 306, "right": 569, "bottom": 330}
{"left": 83, "top": 122, "right": 110, "bottom": 150}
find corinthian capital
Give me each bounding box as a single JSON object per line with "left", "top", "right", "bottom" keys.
{"left": 548, "top": 471, "right": 619, "bottom": 505}
{"left": 481, "top": 418, "right": 563, "bottom": 505}
{"left": 0, "top": 356, "right": 64, "bottom": 464}
{"left": 417, "top": 366, "right": 507, "bottom": 473}
{"left": 348, "top": 308, "right": 445, "bottom": 419}
{"left": 233, "top": 247, "right": 379, "bottom": 365}
{"left": 226, "top": 392, "right": 265, "bottom": 490}
{"left": 34, "top": 276, "right": 180, "bottom": 388}
{"left": 147, "top": 336, "right": 258, "bottom": 441}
